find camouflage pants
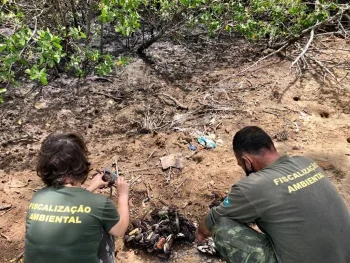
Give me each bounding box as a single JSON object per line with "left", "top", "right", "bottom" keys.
{"left": 98, "top": 228, "right": 116, "bottom": 263}
{"left": 213, "top": 218, "right": 277, "bottom": 263}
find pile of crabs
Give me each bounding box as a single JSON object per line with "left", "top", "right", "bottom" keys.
{"left": 123, "top": 193, "right": 225, "bottom": 258}
{"left": 124, "top": 207, "right": 196, "bottom": 258}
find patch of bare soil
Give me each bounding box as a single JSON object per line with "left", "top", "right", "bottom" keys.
{"left": 0, "top": 37, "right": 349, "bottom": 263}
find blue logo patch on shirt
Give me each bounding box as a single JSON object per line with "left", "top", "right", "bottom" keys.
{"left": 223, "top": 197, "right": 230, "bottom": 207}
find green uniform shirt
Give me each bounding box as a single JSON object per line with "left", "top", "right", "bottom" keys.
{"left": 206, "top": 155, "right": 350, "bottom": 263}
{"left": 24, "top": 187, "right": 120, "bottom": 263}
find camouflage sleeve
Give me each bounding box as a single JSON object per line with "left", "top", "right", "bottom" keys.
{"left": 205, "top": 184, "right": 259, "bottom": 232}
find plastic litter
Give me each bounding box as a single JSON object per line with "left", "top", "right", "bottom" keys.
{"left": 197, "top": 136, "right": 216, "bottom": 149}
{"left": 216, "top": 139, "right": 224, "bottom": 147}
{"left": 188, "top": 144, "right": 198, "bottom": 151}
{"left": 207, "top": 133, "right": 216, "bottom": 140}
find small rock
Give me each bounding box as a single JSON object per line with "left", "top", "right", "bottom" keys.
{"left": 262, "top": 48, "right": 275, "bottom": 55}
{"left": 160, "top": 154, "right": 183, "bottom": 169}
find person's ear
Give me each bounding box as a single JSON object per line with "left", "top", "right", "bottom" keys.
{"left": 242, "top": 155, "right": 252, "bottom": 171}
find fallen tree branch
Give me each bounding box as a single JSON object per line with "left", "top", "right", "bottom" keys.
{"left": 306, "top": 54, "right": 338, "bottom": 81}
{"left": 137, "top": 7, "right": 186, "bottom": 54}
{"left": 271, "top": 5, "right": 350, "bottom": 49}
{"left": 292, "top": 26, "right": 315, "bottom": 67}
{"left": 215, "top": 42, "right": 289, "bottom": 85}
{"left": 157, "top": 93, "right": 189, "bottom": 110}
{"left": 137, "top": 28, "right": 165, "bottom": 54}
{"left": 304, "top": 53, "right": 349, "bottom": 91}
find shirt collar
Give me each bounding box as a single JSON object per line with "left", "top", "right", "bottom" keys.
{"left": 263, "top": 155, "right": 290, "bottom": 170}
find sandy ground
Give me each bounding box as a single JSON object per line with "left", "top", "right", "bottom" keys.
{"left": 0, "top": 37, "right": 349, "bottom": 263}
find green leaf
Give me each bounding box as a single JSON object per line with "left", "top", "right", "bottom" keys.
{"left": 0, "top": 44, "right": 6, "bottom": 53}
{"left": 19, "top": 38, "right": 26, "bottom": 46}
{"left": 48, "top": 60, "right": 55, "bottom": 68}
{"left": 40, "top": 76, "right": 48, "bottom": 85}
{"left": 52, "top": 42, "right": 62, "bottom": 50}
{"left": 80, "top": 32, "right": 87, "bottom": 39}
{"left": 0, "top": 88, "right": 6, "bottom": 93}
{"left": 29, "top": 74, "right": 38, "bottom": 80}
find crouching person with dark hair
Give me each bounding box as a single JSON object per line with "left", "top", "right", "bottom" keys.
{"left": 196, "top": 126, "right": 350, "bottom": 263}
{"left": 24, "top": 133, "right": 130, "bottom": 263}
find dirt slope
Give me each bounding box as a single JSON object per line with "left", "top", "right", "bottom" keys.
{"left": 0, "top": 37, "right": 349, "bottom": 263}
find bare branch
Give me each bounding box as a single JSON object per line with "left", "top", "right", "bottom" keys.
{"left": 215, "top": 42, "right": 289, "bottom": 85}
{"left": 271, "top": 5, "right": 350, "bottom": 49}
{"left": 292, "top": 26, "right": 315, "bottom": 67}
{"left": 157, "top": 93, "right": 189, "bottom": 110}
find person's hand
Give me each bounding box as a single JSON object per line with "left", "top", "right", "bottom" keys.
{"left": 195, "top": 228, "right": 207, "bottom": 243}
{"left": 87, "top": 173, "right": 108, "bottom": 192}
{"left": 116, "top": 176, "right": 129, "bottom": 197}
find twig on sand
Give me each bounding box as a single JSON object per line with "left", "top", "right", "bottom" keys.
{"left": 0, "top": 204, "right": 12, "bottom": 211}
{"left": 186, "top": 150, "right": 199, "bottom": 159}
{"left": 144, "top": 180, "right": 152, "bottom": 200}
{"left": 304, "top": 53, "right": 345, "bottom": 88}
{"left": 157, "top": 93, "right": 189, "bottom": 110}
{"left": 129, "top": 175, "right": 143, "bottom": 187}
{"left": 15, "top": 251, "right": 24, "bottom": 263}
{"left": 91, "top": 91, "right": 123, "bottom": 102}
{"left": 86, "top": 76, "right": 113, "bottom": 83}
{"left": 0, "top": 232, "right": 11, "bottom": 242}
{"left": 174, "top": 177, "right": 188, "bottom": 194}
{"left": 2, "top": 135, "right": 39, "bottom": 146}
{"left": 146, "top": 148, "right": 157, "bottom": 162}
{"left": 120, "top": 166, "right": 160, "bottom": 175}
{"left": 0, "top": 207, "right": 13, "bottom": 216}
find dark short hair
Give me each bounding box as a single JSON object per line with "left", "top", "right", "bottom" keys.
{"left": 37, "top": 132, "right": 90, "bottom": 187}
{"left": 233, "top": 126, "right": 275, "bottom": 156}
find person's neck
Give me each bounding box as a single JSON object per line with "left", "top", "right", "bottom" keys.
{"left": 64, "top": 182, "right": 82, "bottom": 188}
{"left": 257, "top": 152, "right": 281, "bottom": 171}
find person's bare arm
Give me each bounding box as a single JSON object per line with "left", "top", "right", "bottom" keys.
{"left": 196, "top": 217, "right": 212, "bottom": 242}
{"left": 86, "top": 173, "right": 109, "bottom": 192}
{"left": 108, "top": 177, "right": 129, "bottom": 237}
